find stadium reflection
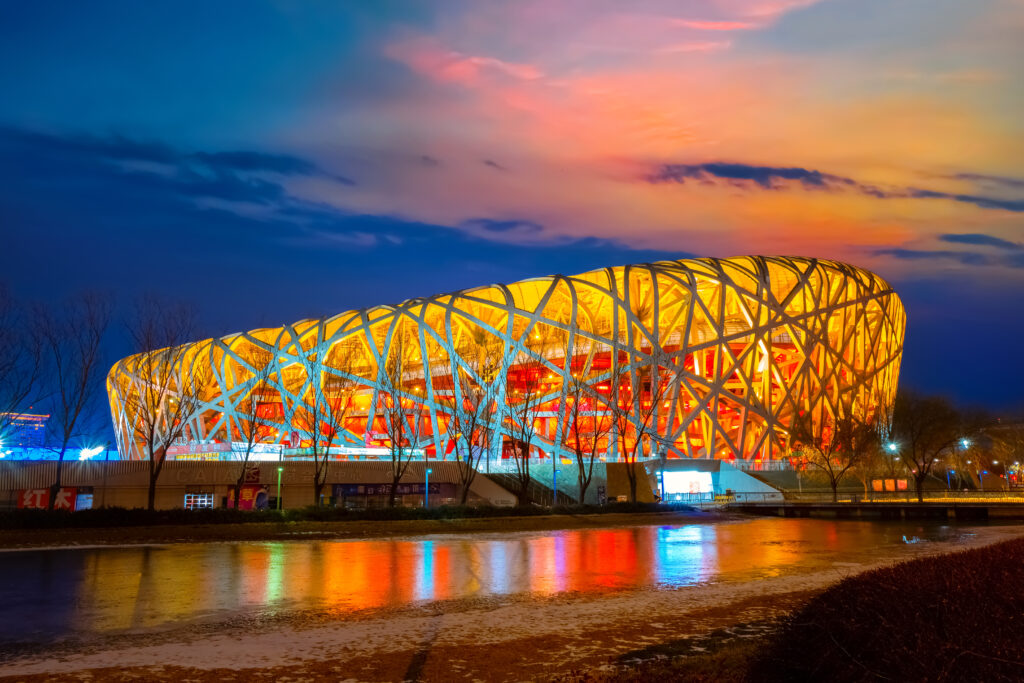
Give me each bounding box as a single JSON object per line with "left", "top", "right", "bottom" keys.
{"left": 0, "top": 518, "right": 969, "bottom": 643}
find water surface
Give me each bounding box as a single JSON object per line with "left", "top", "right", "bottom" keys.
{"left": 0, "top": 518, "right": 982, "bottom": 645}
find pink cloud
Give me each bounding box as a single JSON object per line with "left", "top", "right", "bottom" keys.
{"left": 659, "top": 40, "right": 733, "bottom": 53}
{"left": 672, "top": 19, "right": 757, "bottom": 30}
{"left": 386, "top": 37, "right": 543, "bottom": 86}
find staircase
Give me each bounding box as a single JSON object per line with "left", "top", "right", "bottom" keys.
{"left": 483, "top": 472, "right": 577, "bottom": 506}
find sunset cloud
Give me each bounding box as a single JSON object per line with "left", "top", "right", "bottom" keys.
{"left": 385, "top": 37, "right": 543, "bottom": 86}
{"left": 648, "top": 162, "right": 1024, "bottom": 212}
{"left": 672, "top": 19, "right": 757, "bottom": 30}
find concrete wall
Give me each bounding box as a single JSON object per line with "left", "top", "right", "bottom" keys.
{"left": 0, "top": 461, "right": 516, "bottom": 510}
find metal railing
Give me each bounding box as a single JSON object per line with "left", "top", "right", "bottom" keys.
{"left": 729, "top": 460, "right": 792, "bottom": 472}
{"left": 778, "top": 489, "right": 1024, "bottom": 504}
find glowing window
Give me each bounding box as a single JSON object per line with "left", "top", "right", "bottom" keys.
{"left": 662, "top": 471, "right": 713, "bottom": 495}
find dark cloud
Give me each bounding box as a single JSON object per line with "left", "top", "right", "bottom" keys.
{"left": 939, "top": 233, "right": 1022, "bottom": 250}
{"left": 950, "top": 173, "right": 1024, "bottom": 190}
{"left": 872, "top": 247, "right": 1024, "bottom": 269}
{"left": 483, "top": 159, "right": 507, "bottom": 171}
{"left": 462, "top": 218, "right": 544, "bottom": 234}
{"left": 652, "top": 163, "right": 831, "bottom": 189}
{"left": 419, "top": 155, "right": 440, "bottom": 167}
{"left": 649, "top": 161, "right": 1024, "bottom": 213}
{"left": 904, "top": 187, "right": 1024, "bottom": 212}
{"left": 0, "top": 127, "right": 354, "bottom": 207}
{"left": 189, "top": 150, "right": 353, "bottom": 185}
{"left": 872, "top": 248, "right": 994, "bottom": 266}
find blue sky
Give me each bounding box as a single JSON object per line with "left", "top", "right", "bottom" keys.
{"left": 1, "top": 0, "right": 1022, "bottom": 409}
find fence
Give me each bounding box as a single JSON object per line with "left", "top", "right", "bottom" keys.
{"left": 779, "top": 489, "right": 1024, "bottom": 504}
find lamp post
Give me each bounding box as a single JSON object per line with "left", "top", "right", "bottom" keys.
{"left": 277, "top": 466, "right": 283, "bottom": 511}
{"left": 552, "top": 468, "right": 560, "bottom": 507}
{"left": 425, "top": 467, "right": 433, "bottom": 509}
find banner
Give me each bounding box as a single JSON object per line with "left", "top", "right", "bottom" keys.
{"left": 227, "top": 485, "right": 270, "bottom": 510}
{"left": 18, "top": 487, "right": 77, "bottom": 510}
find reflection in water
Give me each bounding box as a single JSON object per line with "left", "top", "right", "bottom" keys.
{"left": 0, "top": 519, "right": 972, "bottom": 644}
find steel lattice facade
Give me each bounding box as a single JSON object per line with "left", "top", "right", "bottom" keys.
{"left": 108, "top": 256, "right": 905, "bottom": 463}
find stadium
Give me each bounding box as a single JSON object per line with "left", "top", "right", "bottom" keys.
{"left": 107, "top": 256, "right": 905, "bottom": 471}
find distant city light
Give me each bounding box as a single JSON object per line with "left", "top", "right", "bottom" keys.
{"left": 887, "top": 442, "right": 898, "bottom": 452}
{"left": 961, "top": 438, "right": 970, "bottom": 448}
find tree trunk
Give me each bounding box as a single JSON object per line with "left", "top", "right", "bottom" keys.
{"left": 314, "top": 480, "right": 324, "bottom": 508}
{"left": 628, "top": 470, "right": 638, "bottom": 503}
{"left": 831, "top": 481, "right": 839, "bottom": 503}
{"left": 915, "top": 476, "right": 925, "bottom": 503}
{"left": 387, "top": 482, "right": 398, "bottom": 508}
{"left": 147, "top": 475, "right": 157, "bottom": 511}
{"left": 48, "top": 453, "right": 66, "bottom": 511}
{"left": 233, "top": 481, "right": 242, "bottom": 510}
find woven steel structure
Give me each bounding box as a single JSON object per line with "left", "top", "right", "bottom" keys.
{"left": 108, "top": 256, "right": 905, "bottom": 463}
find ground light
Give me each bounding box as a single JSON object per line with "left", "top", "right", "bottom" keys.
{"left": 425, "top": 468, "right": 433, "bottom": 508}
{"left": 78, "top": 445, "right": 104, "bottom": 460}
{"left": 277, "top": 467, "right": 283, "bottom": 510}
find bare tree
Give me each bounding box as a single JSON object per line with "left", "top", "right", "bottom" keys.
{"left": 0, "top": 286, "right": 41, "bottom": 449}
{"left": 852, "top": 442, "right": 890, "bottom": 496}
{"left": 559, "top": 330, "right": 614, "bottom": 504}
{"left": 118, "top": 298, "right": 208, "bottom": 510}
{"left": 502, "top": 333, "right": 550, "bottom": 506}
{"left": 229, "top": 347, "right": 275, "bottom": 509}
{"left": 435, "top": 330, "right": 502, "bottom": 504}
{"left": 891, "top": 390, "right": 965, "bottom": 502}
{"left": 790, "top": 408, "right": 880, "bottom": 502}
{"left": 378, "top": 324, "right": 420, "bottom": 507}
{"left": 990, "top": 418, "right": 1024, "bottom": 483}
{"left": 290, "top": 326, "right": 359, "bottom": 507}
{"left": 34, "top": 293, "right": 112, "bottom": 510}
{"left": 611, "top": 356, "right": 673, "bottom": 503}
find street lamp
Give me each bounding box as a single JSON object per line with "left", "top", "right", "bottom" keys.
{"left": 277, "top": 467, "right": 283, "bottom": 510}
{"left": 425, "top": 467, "right": 433, "bottom": 509}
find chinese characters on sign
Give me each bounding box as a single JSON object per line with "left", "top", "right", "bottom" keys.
{"left": 18, "top": 487, "right": 81, "bottom": 509}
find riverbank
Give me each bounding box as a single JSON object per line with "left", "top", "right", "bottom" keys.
{"left": 580, "top": 534, "right": 1024, "bottom": 682}
{"left": 2, "top": 520, "right": 1022, "bottom": 681}
{"left": 0, "top": 509, "right": 719, "bottom": 549}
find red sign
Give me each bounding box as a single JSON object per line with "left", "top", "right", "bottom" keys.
{"left": 18, "top": 487, "right": 77, "bottom": 510}
{"left": 228, "top": 485, "right": 270, "bottom": 510}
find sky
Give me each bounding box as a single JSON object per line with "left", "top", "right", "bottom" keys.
{"left": 0, "top": 0, "right": 1022, "bottom": 410}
